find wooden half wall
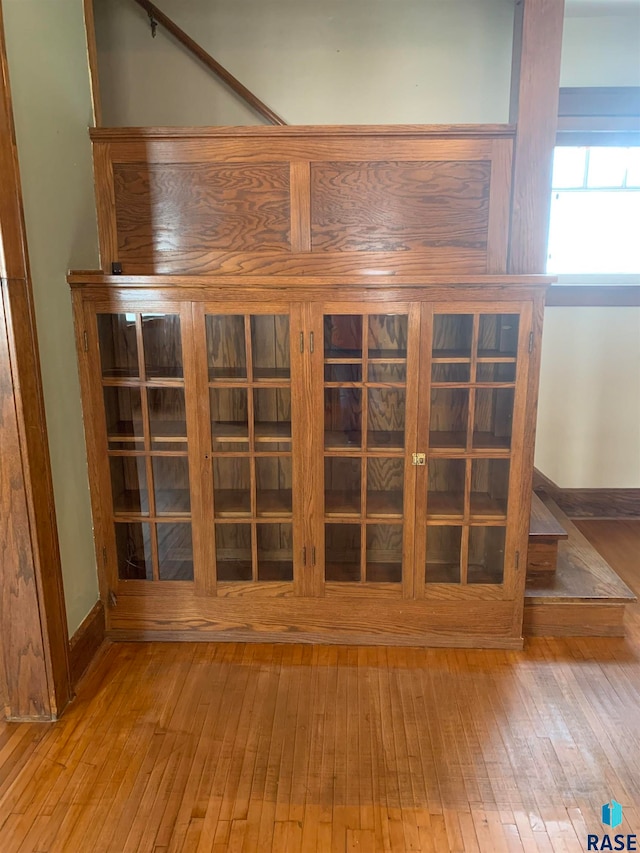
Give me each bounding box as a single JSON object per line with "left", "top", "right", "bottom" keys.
{"left": 90, "top": 125, "right": 514, "bottom": 276}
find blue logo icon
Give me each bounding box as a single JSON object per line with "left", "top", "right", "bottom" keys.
{"left": 602, "top": 800, "right": 623, "bottom": 829}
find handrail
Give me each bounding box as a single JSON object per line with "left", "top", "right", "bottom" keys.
{"left": 131, "top": 0, "right": 287, "bottom": 126}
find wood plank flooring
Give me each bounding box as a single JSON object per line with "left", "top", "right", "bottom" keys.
{"left": 1, "top": 520, "right": 639, "bottom": 852}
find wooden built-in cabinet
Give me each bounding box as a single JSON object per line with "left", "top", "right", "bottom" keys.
{"left": 72, "top": 275, "right": 549, "bottom": 648}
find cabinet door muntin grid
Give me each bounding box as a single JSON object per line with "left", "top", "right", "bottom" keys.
{"left": 202, "top": 308, "right": 298, "bottom": 590}
{"left": 96, "top": 308, "right": 195, "bottom": 584}
{"left": 419, "top": 304, "right": 531, "bottom": 597}
{"left": 321, "top": 306, "right": 419, "bottom": 595}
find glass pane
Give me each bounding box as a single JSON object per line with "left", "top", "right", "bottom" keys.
{"left": 115, "top": 522, "right": 153, "bottom": 580}
{"left": 206, "top": 315, "right": 246, "bottom": 380}
{"left": 152, "top": 457, "right": 191, "bottom": 515}
{"left": 367, "top": 457, "right": 403, "bottom": 518}
{"left": 103, "top": 387, "right": 144, "bottom": 449}
{"left": 251, "top": 315, "right": 290, "bottom": 380}
{"left": 368, "top": 389, "right": 405, "bottom": 450}
{"left": 325, "top": 524, "right": 361, "bottom": 582}
{"left": 431, "top": 364, "right": 470, "bottom": 383}
{"left": 368, "top": 314, "right": 407, "bottom": 358}
{"left": 110, "top": 456, "right": 149, "bottom": 515}
{"left": 426, "top": 526, "right": 462, "bottom": 584}
{"left": 256, "top": 457, "right": 292, "bottom": 516}
{"left": 257, "top": 523, "right": 293, "bottom": 581}
{"left": 325, "top": 457, "right": 361, "bottom": 516}
{"left": 432, "top": 314, "right": 473, "bottom": 357}
{"left": 368, "top": 363, "right": 406, "bottom": 383}
{"left": 478, "top": 315, "right": 519, "bottom": 357}
{"left": 324, "top": 315, "right": 362, "bottom": 359}
{"left": 468, "top": 527, "right": 505, "bottom": 584}
{"left": 551, "top": 147, "right": 586, "bottom": 189}
{"left": 476, "top": 363, "right": 516, "bottom": 384}
{"left": 427, "top": 459, "right": 465, "bottom": 519}
{"left": 148, "top": 388, "right": 187, "bottom": 449}
{"left": 97, "top": 313, "right": 138, "bottom": 378}
{"left": 157, "top": 523, "right": 193, "bottom": 581}
{"left": 587, "top": 147, "right": 627, "bottom": 188}
{"left": 325, "top": 363, "right": 362, "bottom": 383}
{"left": 216, "top": 524, "right": 252, "bottom": 581}
{"left": 471, "top": 459, "right": 510, "bottom": 518}
{"left": 211, "top": 388, "right": 249, "bottom": 447}
{"left": 142, "top": 314, "right": 183, "bottom": 379}
{"left": 473, "top": 388, "right": 514, "bottom": 449}
{"left": 214, "top": 458, "right": 251, "bottom": 518}
{"left": 547, "top": 190, "right": 640, "bottom": 274}
{"left": 366, "top": 525, "right": 402, "bottom": 583}
{"left": 430, "top": 389, "right": 468, "bottom": 449}
{"left": 627, "top": 148, "right": 640, "bottom": 187}
{"left": 325, "top": 388, "right": 362, "bottom": 449}
{"left": 254, "top": 388, "right": 292, "bottom": 445}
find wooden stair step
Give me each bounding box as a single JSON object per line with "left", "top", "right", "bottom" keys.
{"left": 527, "top": 491, "right": 569, "bottom": 573}
{"left": 524, "top": 495, "right": 636, "bottom": 637}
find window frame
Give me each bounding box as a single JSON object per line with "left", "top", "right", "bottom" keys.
{"left": 548, "top": 87, "right": 640, "bottom": 307}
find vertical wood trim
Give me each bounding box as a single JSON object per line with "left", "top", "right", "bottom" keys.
{"left": 93, "top": 143, "right": 118, "bottom": 272}
{"left": 413, "top": 303, "right": 433, "bottom": 600}
{"left": 191, "top": 303, "right": 216, "bottom": 596}
{"left": 82, "top": 0, "right": 102, "bottom": 127}
{"left": 401, "top": 303, "right": 421, "bottom": 601}
{"left": 74, "top": 296, "right": 113, "bottom": 604}
{"left": 290, "top": 161, "right": 311, "bottom": 253}
{"left": 486, "top": 140, "right": 512, "bottom": 273}
{"left": 290, "top": 304, "right": 308, "bottom": 597}
{"left": 0, "top": 6, "right": 71, "bottom": 720}
{"left": 308, "top": 303, "right": 326, "bottom": 598}
{"left": 509, "top": 0, "right": 565, "bottom": 273}
{"left": 511, "top": 297, "right": 544, "bottom": 633}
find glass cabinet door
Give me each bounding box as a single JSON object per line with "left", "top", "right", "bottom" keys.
{"left": 97, "top": 309, "right": 195, "bottom": 584}
{"left": 321, "top": 308, "right": 417, "bottom": 594}
{"left": 419, "top": 306, "right": 529, "bottom": 596}
{"left": 203, "top": 309, "right": 297, "bottom": 590}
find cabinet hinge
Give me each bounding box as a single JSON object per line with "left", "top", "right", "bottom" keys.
{"left": 300, "top": 331, "right": 304, "bottom": 353}
{"left": 528, "top": 332, "right": 534, "bottom": 353}
{"left": 102, "top": 546, "right": 108, "bottom": 567}
{"left": 83, "top": 330, "right": 89, "bottom": 352}
{"left": 108, "top": 589, "right": 118, "bottom": 608}
{"left": 111, "top": 261, "right": 123, "bottom": 275}
{"left": 515, "top": 550, "right": 520, "bottom": 569}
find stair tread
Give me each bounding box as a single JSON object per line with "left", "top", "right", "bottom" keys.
{"left": 525, "top": 496, "right": 636, "bottom": 604}
{"left": 529, "top": 492, "right": 569, "bottom": 540}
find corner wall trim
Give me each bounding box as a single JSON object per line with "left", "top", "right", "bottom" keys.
{"left": 69, "top": 600, "right": 106, "bottom": 688}
{"left": 533, "top": 468, "right": 640, "bottom": 519}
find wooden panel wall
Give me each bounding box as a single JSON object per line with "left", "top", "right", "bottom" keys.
{"left": 90, "top": 127, "right": 514, "bottom": 277}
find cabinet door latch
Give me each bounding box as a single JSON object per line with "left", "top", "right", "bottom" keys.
{"left": 412, "top": 452, "right": 426, "bottom": 466}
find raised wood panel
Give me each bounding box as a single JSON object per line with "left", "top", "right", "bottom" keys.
{"left": 310, "top": 160, "right": 490, "bottom": 253}
{"left": 93, "top": 128, "right": 514, "bottom": 275}
{"left": 113, "top": 162, "right": 291, "bottom": 267}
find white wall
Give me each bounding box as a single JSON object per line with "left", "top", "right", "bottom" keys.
{"left": 94, "top": 0, "right": 515, "bottom": 126}
{"left": 536, "top": 309, "right": 640, "bottom": 488}
{"left": 3, "top": 0, "right": 100, "bottom": 633}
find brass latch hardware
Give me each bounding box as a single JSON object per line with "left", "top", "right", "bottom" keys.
{"left": 412, "top": 452, "right": 426, "bottom": 466}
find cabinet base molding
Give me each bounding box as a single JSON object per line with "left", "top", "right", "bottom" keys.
{"left": 106, "top": 592, "right": 524, "bottom": 649}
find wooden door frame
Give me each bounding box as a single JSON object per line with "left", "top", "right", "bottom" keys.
{"left": 0, "top": 2, "right": 71, "bottom": 720}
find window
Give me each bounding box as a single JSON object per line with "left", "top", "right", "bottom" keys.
{"left": 547, "top": 146, "right": 640, "bottom": 275}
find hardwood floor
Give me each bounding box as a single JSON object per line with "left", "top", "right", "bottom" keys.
{"left": 0, "top": 521, "right": 638, "bottom": 852}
